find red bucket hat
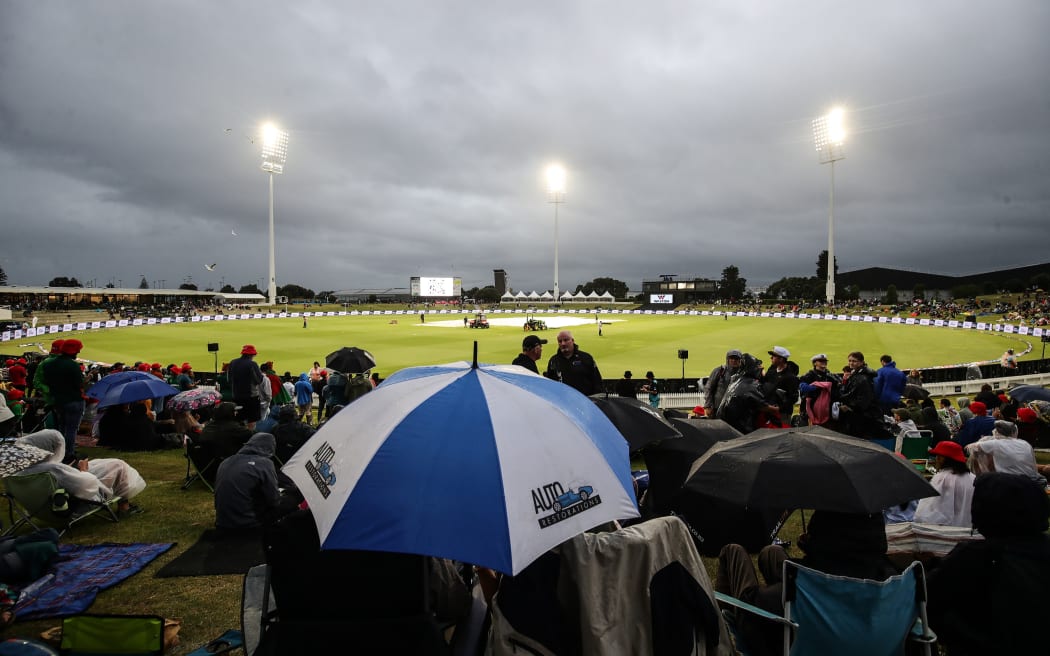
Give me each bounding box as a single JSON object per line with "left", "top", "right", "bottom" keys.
{"left": 50, "top": 340, "right": 66, "bottom": 354}
{"left": 241, "top": 345, "right": 258, "bottom": 356}
{"left": 969, "top": 401, "right": 987, "bottom": 416}
{"left": 929, "top": 440, "right": 967, "bottom": 464}
{"left": 1017, "top": 407, "right": 1038, "bottom": 423}
{"left": 60, "top": 339, "right": 83, "bottom": 356}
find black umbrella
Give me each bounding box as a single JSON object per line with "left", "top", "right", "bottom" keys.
{"left": 639, "top": 418, "right": 741, "bottom": 512}
{"left": 325, "top": 347, "right": 377, "bottom": 374}
{"left": 640, "top": 419, "right": 785, "bottom": 556}
{"left": 589, "top": 395, "right": 681, "bottom": 451}
{"left": 684, "top": 426, "right": 937, "bottom": 514}
{"left": 1007, "top": 384, "right": 1050, "bottom": 403}
{"left": 902, "top": 384, "right": 930, "bottom": 401}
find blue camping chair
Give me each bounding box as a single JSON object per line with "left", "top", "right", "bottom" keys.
{"left": 716, "top": 560, "right": 936, "bottom": 656}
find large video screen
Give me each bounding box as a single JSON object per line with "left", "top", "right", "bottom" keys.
{"left": 650, "top": 294, "right": 674, "bottom": 304}
{"left": 411, "top": 276, "right": 462, "bottom": 298}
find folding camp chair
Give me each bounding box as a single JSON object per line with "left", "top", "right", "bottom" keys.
{"left": 58, "top": 615, "right": 164, "bottom": 655}
{"left": 716, "top": 560, "right": 936, "bottom": 656}
{"left": 182, "top": 435, "right": 219, "bottom": 492}
{"left": 2, "top": 472, "right": 120, "bottom": 537}
{"left": 899, "top": 430, "right": 933, "bottom": 473}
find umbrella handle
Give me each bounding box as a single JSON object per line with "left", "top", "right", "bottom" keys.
{"left": 472, "top": 341, "right": 478, "bottom": 369}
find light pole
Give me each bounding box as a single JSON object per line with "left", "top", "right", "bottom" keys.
{"left": 812, "top": 107, "right": 846, "bottom": 304}
{"left": 260, "top": 122, "right": 289, "bottom": 306}
{"left": 545, "top": 163, "right": 567, "bottom": 302}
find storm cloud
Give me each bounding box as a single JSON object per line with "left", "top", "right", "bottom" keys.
{"left": 1, "top": 1, "right": 1046, "bottom": 293}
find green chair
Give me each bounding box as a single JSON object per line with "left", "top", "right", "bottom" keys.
{"left": 2, "top": 472, "right": 120, "bottom": 537}
{"left": 59, "top": 615, "right": 164, "bottom": 655}
{"left": 899, "top": 430, "right": 933, "bottom": 472}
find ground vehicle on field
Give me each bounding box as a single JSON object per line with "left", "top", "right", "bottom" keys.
{"left": 469, "top": 314, "right": 489, "bottom": 328}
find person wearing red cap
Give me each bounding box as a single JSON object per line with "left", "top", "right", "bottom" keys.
{"left": 914, "top": 440, "right": 975, "bottom": 527}
{"left": 31, "top": 340, "right": 66, "bottom": 402}
{"left": 41, "top": 338, "right": 86, "bottom": 463}
{"left": 228, "top": 345, "right": 264, "bottom": 428}
{"left": 955, "top": 400, "right": 995, "bottom": 448}
{"left": 176, "top": 363, "right": 196, "bottom": 391}
{"left": 6, "top": 358, "right": 27, "bottom": 392}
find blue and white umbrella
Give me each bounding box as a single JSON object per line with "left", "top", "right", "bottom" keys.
{"left": 283, "top": 361, "right": 639, "bottom": 575}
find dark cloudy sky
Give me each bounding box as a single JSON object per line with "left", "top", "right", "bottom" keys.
{"left": 1, "top": 1, "right": 1047, "bottom": 294}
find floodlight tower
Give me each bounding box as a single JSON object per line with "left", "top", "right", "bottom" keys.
{"left": 545, "top": 163, "right": 567, "bottom": 302}
{"left": 812, "top": 107, "right": 846, "bottom": 304}
{"left": 260, "top": 122, "right": 289, "bottom": 306}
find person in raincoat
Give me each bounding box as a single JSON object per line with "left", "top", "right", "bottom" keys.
{"left": 15, "top": 429, "right": 146, "bottom": 510}
{"left": 294, "top": 373, "right": 314, "bottom": 424}
{"left": 716, "top": 354, "right": 777, "bottom": 434}
{"left": 213, "top": 432, "right": 281, "bottom": 532}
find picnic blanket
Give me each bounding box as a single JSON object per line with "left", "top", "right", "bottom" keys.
{"left": 885, "top": 522, "right": 983, "bottom": 557}
{"left": 15, "top": 542, "right": 174, "bottom": 620}
{"left": 154, "top": 529, "right": 265, "bottom": 578}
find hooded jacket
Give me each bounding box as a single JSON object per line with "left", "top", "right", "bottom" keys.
{"left": 715, "top": 354, "right": 768, "bottom": 434}
{"left": 873, "top": 361, "right": 907, "bottom": 408}
{"left": 927, "top": 473, "right": 1050, "bottom": 654}
{"left": 214, "top": 432, "right": 280, "bottom": 530}
{"left": 294, "top": 373, "right": 314, "bottom": 406}
{"left": 703, "top": 350, "right": 741, "bottom": 413}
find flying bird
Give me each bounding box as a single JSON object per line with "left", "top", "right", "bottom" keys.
{"left": 204, "top": 263, "right": 217, "bottom": 271}
{"left": 231, "top": 230, "right": 238, "bottom": 236}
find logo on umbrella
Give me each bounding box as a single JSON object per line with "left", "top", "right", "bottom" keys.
{"left": 305, "top": 442, "right": 337, "bottom": 498}
{"left": 534, "top": 483, "right": 602, "bottom": 529}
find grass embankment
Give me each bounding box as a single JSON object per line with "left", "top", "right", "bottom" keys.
{"left": 5, "top": 446, "right": 239, "bottom": 654}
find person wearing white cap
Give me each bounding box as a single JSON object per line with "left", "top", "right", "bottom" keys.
{"left": 760, "top": 346, "right": 799, "bottom": 423}
{"left": 798, "top": 354, "right": 840, "bottom": 426}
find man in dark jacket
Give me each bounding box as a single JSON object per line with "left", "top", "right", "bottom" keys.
{"left": 272, "top": 405, "right": 316, "bottom": 464}
{"left": 512, "top": 335, "right": 547, "bottom": 374}
{"left": 545, "top": 331, "right": 602, "bottom": 396}
{"left": 614, "top": 370, "right": 636, "bottom": 398}
{"left": 198, "top": 401, "right": 253, "bottom": 459}
{"left": 760, "top": 346, "right": 799, "bottom": 422}
{"left": 838, "top": 351, "right": 889, "bottom": 439}
{"left": 927, "top": 473, "right": 1050, "bottom": 654}
{"left": 227, "top": 344, "right": 264, "bottom": 428}
{"left": 214, "top": 432, "right": 281, "bottom": 532}
{"left": 703, "top": 349, "right": 742, "bottom": 416}
{"left": 873, "top": 355, "right": 907, "bottom": 416}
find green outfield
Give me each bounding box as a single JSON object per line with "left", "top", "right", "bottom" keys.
{"left": 61, "top": 313, "right": 1028, "bottom": 377}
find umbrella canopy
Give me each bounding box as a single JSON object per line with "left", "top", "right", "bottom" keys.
{"left": 0, "top": 442, "right": 52, "bottom": 477}
{"left": 684, "top": 426, "right": 937, "bottom": 514}
{"left": 282, "top": 361, "right": 639, "bottom": 575}
{"left": 902, "top": 384, "right": 930, "bottom": 401}
{"left": 589, "top": 395, "right": 681, "bottom": 451}
{"left": 1007, "top": 385, "right": 1050, "bottom": 403}
{"left": 95, "top": 378, "right": 179, "bottom": 409}
{"left": 167, "top": 387, "right": 223, "bottom": 413}
{"left": 640, "top": 418, "right": 741, "bottom": 515}
{"left": 324, "top": 347, "right": 376, "bottom": 374}
{"left": 86, "top": 370, "right": 160, "bottom": 400}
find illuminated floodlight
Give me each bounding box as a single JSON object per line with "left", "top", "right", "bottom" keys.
{"left": 260, "top": 122, "right": 289, "bottom": 174}
{"left": 260, "top": 122, "right": 289, "bottom": 306}
{"left": 545, "top": 163, "right": 567, "bottom": 197}
{"left": 812, "top": 107, "right": 846, "bottom": 164}
{"left": 544, "top": 163, "right": 567, "bottom": 301}
{"left": 812, "top": 107, "right": 846, "bottom": 304}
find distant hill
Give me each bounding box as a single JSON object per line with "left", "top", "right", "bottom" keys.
{"left": 837, "top": 262, "right": 1050, "bottom": 292}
